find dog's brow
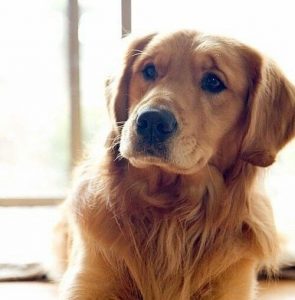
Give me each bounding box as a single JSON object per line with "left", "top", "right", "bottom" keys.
{"left": 132, "top": 49, "right": 152, "bottom": 58}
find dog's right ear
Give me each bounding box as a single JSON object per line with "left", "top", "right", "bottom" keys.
{"left": 105, "top": 33, "right": 156, "bottom": 134}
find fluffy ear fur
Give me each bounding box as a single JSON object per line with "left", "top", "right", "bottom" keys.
{"left": 240, "top": 49, "right": 295, "bottom": 167}
{"left": 105, "top": 33, "right": 156, "bottom": 134}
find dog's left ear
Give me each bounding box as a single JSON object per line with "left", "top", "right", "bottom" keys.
{"left": 105, "top": 33, "right": 156, "bottom": 134}
{"left": 240, "top": 47, "right": 295, "bottom": 167}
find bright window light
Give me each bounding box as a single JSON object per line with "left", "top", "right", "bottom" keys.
{"left": 0, "top": 0, "right": 69, "bottom": 198}
{"left": 79, "top": 1, "right": 121, "bottom": 145}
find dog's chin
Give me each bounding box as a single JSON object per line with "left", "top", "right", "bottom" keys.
{"left": 122, "top": 153, "right": 206, "bottom": 175}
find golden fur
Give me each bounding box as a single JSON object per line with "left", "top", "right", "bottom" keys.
{"left": 57, "top": 30, "right": 295, "bottom": 299}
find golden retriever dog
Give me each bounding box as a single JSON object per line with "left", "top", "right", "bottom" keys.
{"left": 57, "top": 30, "right": 295, "bottom": 299}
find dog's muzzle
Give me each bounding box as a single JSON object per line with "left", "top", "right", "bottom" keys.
{"left": 136, "top": 108, "right": 177, "bottom": 145}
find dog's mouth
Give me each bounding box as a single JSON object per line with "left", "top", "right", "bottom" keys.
{"left": 124, "top": 137, "right": 169, "bottom": 166}
{"left": 135, "top": 139, "right": 168, "bottom": 158}
{"left": 121, "top": 137, "right": 205, "bottom": 175}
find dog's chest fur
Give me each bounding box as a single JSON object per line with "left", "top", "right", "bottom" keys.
{"left": 88, "top": 164, "right": 246, "bottom": 299}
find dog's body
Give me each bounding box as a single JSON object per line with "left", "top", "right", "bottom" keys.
{"left": 57, "top": 31, "right": 295, "bottom": 299}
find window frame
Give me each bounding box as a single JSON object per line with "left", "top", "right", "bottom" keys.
{"left": 0, "top": 0, "right": 131, "bottom": 207}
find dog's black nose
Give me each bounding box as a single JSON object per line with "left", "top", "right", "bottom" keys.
{"left": 136, "top": 108, "right": 177, "bottom": 143}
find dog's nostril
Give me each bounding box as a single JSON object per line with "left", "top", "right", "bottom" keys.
{"left": 136, "top": 108, "right": 177, "bottom": 143}
{"left": 157, "top": 120, "right": 177, "bottom": 134}
{"left": 137, "top": 118, "right": 148, "bottom": 129}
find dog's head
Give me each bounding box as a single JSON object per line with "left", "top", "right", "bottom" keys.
{"left": 106, "top": 31, "right": 295, "bottom": 174}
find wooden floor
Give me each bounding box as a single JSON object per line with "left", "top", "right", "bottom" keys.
{"left": 0, "top": 280, "right": 294, "bottom": 299}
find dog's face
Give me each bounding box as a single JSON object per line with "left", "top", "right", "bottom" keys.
{"left": 119, "top": 32, "right": 250, "bottom": 174}
{"left": 107, "top": 31, "right": 295, "bottom": 174}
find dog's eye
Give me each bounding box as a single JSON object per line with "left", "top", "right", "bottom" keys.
{"left": 201, "top": 73, "right": 226, "bottom": 94}
{"left": 142, "top": 64, "right": 158, "bottom": 81}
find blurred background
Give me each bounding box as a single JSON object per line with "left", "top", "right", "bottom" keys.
{"left": 0, "top": 0, "right": 294, "bottom": 298}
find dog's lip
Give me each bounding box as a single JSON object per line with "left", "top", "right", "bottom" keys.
{"left": 132, "top": 139, "right": 168, "bottom": 158}
{"left": 127, "top": 155, "right": 204, "bottom": 175}
{"left": 140, "top": 143, "right": 166, "bottom": 155}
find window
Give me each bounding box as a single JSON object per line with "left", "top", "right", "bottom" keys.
{"left": 0, "top": 0, "right": 125, "bottom": 203}
{"left": 0, "top": 0, "right": 68, "bottom": 200}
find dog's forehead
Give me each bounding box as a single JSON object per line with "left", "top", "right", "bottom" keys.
{"left": 140, "top": 32, "right": 247, "bottom": 71}
{"left": 141, "top": 31, "right": 198, "bottom": 59}
{"left": 142, "top": 31, "right": 242, "bottom": 58}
